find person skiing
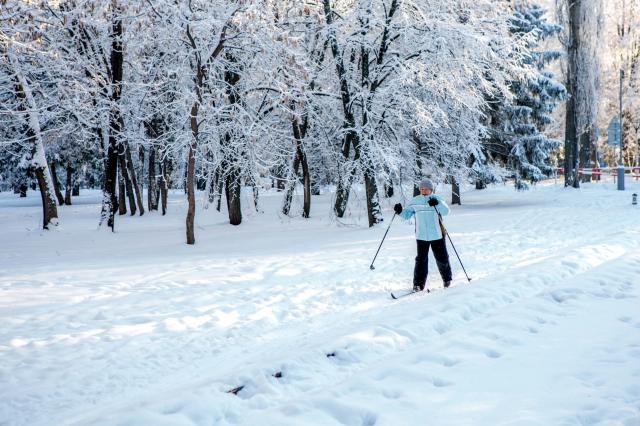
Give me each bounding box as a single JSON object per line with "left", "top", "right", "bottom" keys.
{"left": 393, "top": 178, "right": 452, "bottom": 292}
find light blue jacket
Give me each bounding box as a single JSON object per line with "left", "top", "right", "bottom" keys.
{"left": 399, "top": 194, "right": 450, "bottom": 241}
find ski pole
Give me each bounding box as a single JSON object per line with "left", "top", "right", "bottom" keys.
{"left": 433, "top": 205, "right": 472, "bottom": 282}
{"left": 370, "top": 213, "right": 397, "bottom": 270}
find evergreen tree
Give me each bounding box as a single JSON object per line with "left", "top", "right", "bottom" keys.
{"left": 479, "top": 4, "right": 567, "bottom": 190}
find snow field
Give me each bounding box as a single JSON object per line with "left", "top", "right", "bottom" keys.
{"left": 1, "top": 180, "right": 639, "bottom": 425}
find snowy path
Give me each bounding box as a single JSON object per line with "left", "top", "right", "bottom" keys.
{"left": 1, "top": 182, "right": 639, "bottom": 425}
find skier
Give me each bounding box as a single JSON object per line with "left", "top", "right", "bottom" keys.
{"left": 394, "top": 178, "right": 452, "bottom": 292}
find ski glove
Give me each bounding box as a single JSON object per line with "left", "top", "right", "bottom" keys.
{"left": 428, "top": 198, "right": 439, "bottom": 207}
{"left": 394, "top": 203, "right": 403, "bottom": 214}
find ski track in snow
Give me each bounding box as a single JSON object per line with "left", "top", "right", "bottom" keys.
{"left": 0, "top": 182, "right": 639, "bottom": 425}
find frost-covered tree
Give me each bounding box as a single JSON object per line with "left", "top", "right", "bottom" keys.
{"left": 488, "top": 4, "right": 567, "bottom": 190}
{"left": 319, "top": 0, "right": 526, "bottom": 223}
{"left": 411, "top": 3, "right": 526, "bottom": 187}
{"left": 0, "top": 145, "right": 34, "bottom": 197}
{"left": 0, "top": 2, "right": 60, "bottom": 229}
{"left": 0, "top": 0, "right": 549, "bottom": 242}
{"left": 557, "top": 0, "right": 604, "bottom": 188}
{"left": 140, "top": 1, "right": 284, "bottom": 242}
{"left": 599, "top": 0, "right": 640, "bottom": 167}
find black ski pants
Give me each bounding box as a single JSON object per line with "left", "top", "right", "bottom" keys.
{"left": 413, "top": 238, "right": 452, "bottom": 289}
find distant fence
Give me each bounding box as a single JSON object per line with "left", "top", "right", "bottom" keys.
{"left": 556, "top": 166, "right": 640, "bottom": 181}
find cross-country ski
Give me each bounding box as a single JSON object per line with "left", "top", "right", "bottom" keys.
{"left": 390, "top": 290, "right": 417, "bottom": 299}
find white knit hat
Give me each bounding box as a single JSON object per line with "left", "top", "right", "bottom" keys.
{"left": 419, "top": 178, "right": 434, "bottom": 190}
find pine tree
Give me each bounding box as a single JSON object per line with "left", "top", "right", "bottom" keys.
{"left": 480, "top": 4, "right": 567, "bottom": 190}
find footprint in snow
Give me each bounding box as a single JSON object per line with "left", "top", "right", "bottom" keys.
{"left": 484, "top": 349, "right": 503, "bottom": 359}
{"left": 477, "top": 331, "right": 500, "bottom": 341}
{"left": 412, "top": 353, "right": 460, "bottom": 368}
{"left": 561, "top": 259, "right": 580, "bottom": 269}
{"left": 382, "top": 388, "right": 403, "bottom": 399}
{"left": 431, "top": 376, "right": 454, "bottom": 387}
{"left": 614, "top": 293, "right": 634, "bottom": 300}
{"left": 618, "top": 316, "right": 632, "bottom": 324}
{"left": 93, "top": 311, "right": 107, "bottom": 321}
{"left": 432, "top": 322, "right": 451, "bottom": 335}
{"left": 549, "top": 289, "right": 583, "bottom": 304}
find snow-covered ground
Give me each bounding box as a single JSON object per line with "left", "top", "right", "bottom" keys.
{"left": 1, "top": 179, "right": 639, "bottom": 426}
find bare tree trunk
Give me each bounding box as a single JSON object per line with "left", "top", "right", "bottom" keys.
{"left": 34, "top": 166, "right": 59, "bottom": 229}
{"left": 118, "top": 171, "right": 127, "bottom": 215}
{"left": 334, "top": 150, "right": 357, "bottom": 217}
{"left": 414, "top": 140, "right": 422, "bottom": 196}
{"left": 324, "top": 0, "right": 358, "bottom": 219}
{"left": 363, "top": 165, "right": 382, "bottom": 226}
{"left": 10, "top": 52, "right": 59, "bottom": 229}
{"left": 215, "top": 169, "right": 224, "bottom": 212}
{"left": 564, "top": 76, "right": 580, "bottom": 188}
{"left": 186, "top": 94, "right": 200, "bottom": 243}
{"left": 65, "top": 166, "right": 73, "bottom": 205}
{"left": 160, "top": 157, "right": 171, "bottom": 216}
{"left": 252, "top": 185, "right": 260, "bottom": 213}
{"left": 148, "top": 146, "right": 158, "bottom": 211}
{"left": 124, "top": 142, "right": 144, "bottom": 215}
{"left": 183, "top": 18, "right": 228, "bottom": 238}
{"left": 273, "top": 163, "right": 287, "bottom": 191}
{"left": 138, "top": 145, "right": 145, "bottom": 196}
{"left": 384, "top": 182, "right": 394, "bottom": 198}
{"left": 579, "top": 128, "right": 594, "bottom": 183}
{"left": 225, "top": 165, "right": 242, "bottom": 226}
{"left": 564, "top": 0, "right": 582, "bottom": 189}
{"left": 282, "top": 153, "right": 300, "bottom": 216}
{"left": 183, "top": 161, "right": 189, "bottom": 195}
{"left": 291, "top": 114, "right": 312, "bottom": 218}
{"left": 100, "top": 7, "right": 124, "bottom": 230}
{"left": 451, "top": 178, "right": 461, "bottom": 205}
{"left": 207, "top": 168, "right": 217, "bottom": 205}
{"left": 102, "top": 136, "right": 119, "bottom": 228}
{"left": 221, "top": 52, "right": 244, "bottom": 225}
{"left": 359, "top": 8, "right": 383, "bottom": 227}
{"left": 186, "top": 144, "right": 196, "bottom": 244}
{"left": 118, "top": 150, "right": 136, "bottom": 215}
{"left": 183, "top": 18, "right": 216, "bottom": 243}
{"left": 50, "top": 160, "right": 65, "bottom": 205}
{"left": 577, "top": 119, "right": 590, "bottom": 185}
{"left": 300, "top": 151, "right": 311, "bottom": 218}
